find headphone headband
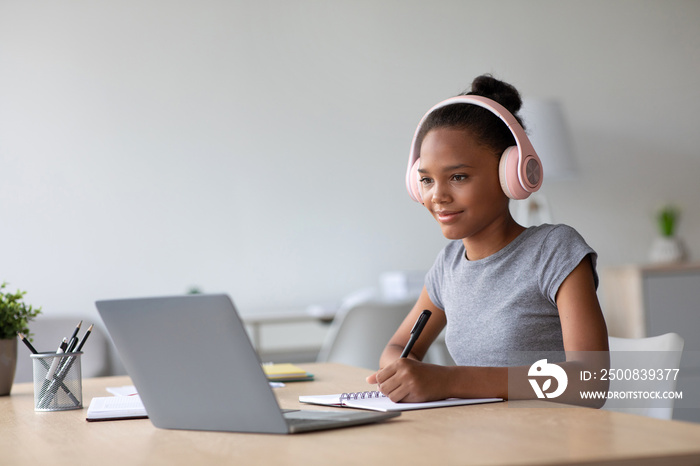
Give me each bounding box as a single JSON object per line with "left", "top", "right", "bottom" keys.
{"left": 406, "top": 95, "right": 543, "bottom": 202}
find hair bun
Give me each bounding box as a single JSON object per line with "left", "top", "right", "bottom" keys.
{"left": 468, "top": 74, "right": 522, "bottom": 115}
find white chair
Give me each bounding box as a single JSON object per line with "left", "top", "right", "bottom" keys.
{"left": 316, "top": 299, "right": 414, "bottom": 370}
{"left": 604, "top": 333, "right": 684, "bottom": 420}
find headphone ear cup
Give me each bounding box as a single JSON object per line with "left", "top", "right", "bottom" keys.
{"left": 499, "top": 146, "right": 530, "bottom": 200}
{"left": 408, "top": 158, "right": 424, "bottom": 204}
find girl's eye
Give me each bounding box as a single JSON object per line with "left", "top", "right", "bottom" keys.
{"left": 452, "top": 174, "right": 468, "bottom": 182}
{"left": 419, "top": 177, "right": 433, "bottom": 185}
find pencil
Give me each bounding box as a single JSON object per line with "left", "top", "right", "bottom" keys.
{"left": 17, "top": 332, "right": 38, "bottom": 354}
{"left": 76, "top": 324, "right": 93, "bottom": 351}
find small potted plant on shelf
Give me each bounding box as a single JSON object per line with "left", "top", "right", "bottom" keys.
{"left": 649, "top": 205, "right": 687, "bottom": 264}
{"left": 0, "top": 282, "right": 42, "bottom": 395}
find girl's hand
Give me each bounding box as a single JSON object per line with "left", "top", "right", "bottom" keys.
{"left": 366, "top": 359, "right": 451, "bottom": 403}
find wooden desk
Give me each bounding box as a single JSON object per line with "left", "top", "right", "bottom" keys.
{"left": 2, "top": 363, "right": 700, "bottom": 465}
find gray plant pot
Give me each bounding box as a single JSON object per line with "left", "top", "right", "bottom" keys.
{"left": 0, "top": 338, "right": 18, "bottom": 396}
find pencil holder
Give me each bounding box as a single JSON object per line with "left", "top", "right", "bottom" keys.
{"left": 31, "top": 352, "right": 83, "bottom": 411}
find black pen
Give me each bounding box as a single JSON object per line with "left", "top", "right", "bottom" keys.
{"left": 400, "top": 310, "right": 432, "bottom": 358}
{"left": 45, "top": 338, "right": 68, "bottom": 381}
{"left": 66, "top": 320, "right": 82, "bottom": 353}
{"left": 76, "top": 324, "right": 93, "bottom": 351}
{"left": 56, "top": 320, "right": 84, "bottom": 384}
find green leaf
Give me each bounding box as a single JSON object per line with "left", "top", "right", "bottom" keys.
{"left": 0, "top": 282, "right": 42, "bottom": 340}
{"left": 657, "top": 206, "right": 679, "bottom": 237}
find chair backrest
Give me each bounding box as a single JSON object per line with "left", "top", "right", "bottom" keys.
{"left": 316, "top": 299, "right": 413, "bottom": 370}
{"left": 14, "top": 317, "right": 112, "bottom": 384}
{"left": 605, "top": 333, "right": 684, "bottom": 420}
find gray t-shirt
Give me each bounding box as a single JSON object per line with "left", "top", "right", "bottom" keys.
{"left": 425, "top": 224, "right": 597, "bottom": 367}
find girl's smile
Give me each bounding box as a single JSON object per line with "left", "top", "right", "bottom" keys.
{"left": 435, "top": 210, "right": 464, "bottom": 224}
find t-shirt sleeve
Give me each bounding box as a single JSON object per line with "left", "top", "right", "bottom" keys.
{"left": 425, "top": 246, "right": 448, "bottom": 311}
{"left": 537, "top": 225, "right": 598, "bottom": 306}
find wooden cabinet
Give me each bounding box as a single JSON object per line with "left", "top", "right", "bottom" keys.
{"left": 601, "top": 263, "right": 700, "bottom": 339}
{"left": 601, "top": 263, "right": 700, "bottom": 422}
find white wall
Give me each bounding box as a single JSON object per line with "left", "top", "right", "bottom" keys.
{"left": 1, "top": 0, "right": 699, "bottom": 325}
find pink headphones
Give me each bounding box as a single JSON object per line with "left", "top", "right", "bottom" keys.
{"left": 405, "top": 95, "right": 543, "bottom": 203}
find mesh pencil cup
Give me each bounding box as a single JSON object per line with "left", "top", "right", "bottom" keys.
{"left": 31, "top": 352, "right": 83, "bottom": 411}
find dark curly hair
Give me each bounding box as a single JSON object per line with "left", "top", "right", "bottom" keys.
{"left": 416, "top": 74, "right": 525, "bottom": 157}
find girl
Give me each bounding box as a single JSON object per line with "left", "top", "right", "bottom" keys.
{"left": 367, "top": 75, "right": 608, "bottom": 405}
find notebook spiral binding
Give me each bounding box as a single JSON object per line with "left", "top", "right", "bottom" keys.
{"left": 339, "top": 391, "right": 385, "bottom": 401}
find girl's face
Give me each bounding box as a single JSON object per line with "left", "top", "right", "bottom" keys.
{"left": 418, "top": 127, "right": 511, "bottom": 241}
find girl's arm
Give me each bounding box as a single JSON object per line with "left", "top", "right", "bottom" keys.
{"left": 367, "top": 255, "right": 609, "bottom": 407}
{"left": 556, "top": 254, "right": 609, "bottom": 353}
{"left": 376, "top": 286, "right": 447, "bottom": 367}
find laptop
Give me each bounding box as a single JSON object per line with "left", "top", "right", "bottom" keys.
{"left": 95, "top": 294, "right": 399, "bottom": 434}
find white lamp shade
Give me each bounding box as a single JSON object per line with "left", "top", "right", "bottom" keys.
{"left": 520, "top": 99, "right": 577, "bottom": 179}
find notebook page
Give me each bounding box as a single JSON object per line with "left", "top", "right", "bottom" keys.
{"left": 344, "top": 396, "right": 503, "bottom": 412}
{"left": 86, "top": 395, "right": 148, "bottom": 420}
{"left": 299, "top": 393, "right": 503, "bottom": 412}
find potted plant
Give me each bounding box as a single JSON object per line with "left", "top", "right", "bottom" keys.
{"left": 649, "top": 205, "right": 687, "bottom": 264}
{"left": 0, "top": 282, "right": 42, "bottom": 395}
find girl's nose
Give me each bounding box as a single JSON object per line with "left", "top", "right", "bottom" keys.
{"left": 431, "top": 182, "right": 451, "bottom": 204}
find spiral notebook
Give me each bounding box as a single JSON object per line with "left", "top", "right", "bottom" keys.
{"left": 299, "top": 391, "right": 502, "bottom": 412}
